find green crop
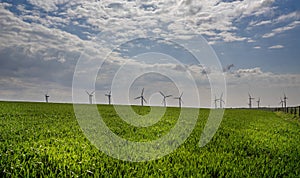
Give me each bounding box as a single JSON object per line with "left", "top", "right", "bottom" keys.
{"left": 0, "top": 101, "right": 299, "bottom": 177}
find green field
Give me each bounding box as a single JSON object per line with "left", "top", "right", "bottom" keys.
{"left": 0, "top": 101, "right": 299, "bottom": 177}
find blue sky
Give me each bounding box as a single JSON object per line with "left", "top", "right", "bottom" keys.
{"left": 0, "top": 0, "right": 299, "bottom": 107}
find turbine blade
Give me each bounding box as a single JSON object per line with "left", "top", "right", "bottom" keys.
{"left": 141, "top": 88, "right": 144, "bottom": 96}
{"left": 180, "top": 92, "right": 183, "bottom": 97}
{"left": 135, "top": 96, "right": 141, "bottom": 100}
{"left": 143, "top": 98, "right": 147, "bottom": 103}
{"left": 166, "top": 95, "right": 172, "bottom": 98}
{"left": 159, "top": 91, "right": 165, "bottom": 97}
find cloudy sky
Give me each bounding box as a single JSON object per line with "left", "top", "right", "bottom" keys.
{"left": 0, "top": 0, "right": 299, "bottom": 108}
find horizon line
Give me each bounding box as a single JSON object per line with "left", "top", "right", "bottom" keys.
{"left": 0, "top": 99, "right": 299, "bottom": 109}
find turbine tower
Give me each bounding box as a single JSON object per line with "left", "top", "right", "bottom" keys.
{"left": 135, "top": 88, "right": 147, "bottom": 106}
{"left": 159, "top": 91, "right": 172, "bottom": 107}
{"left": 45, "top": 91, "right": 50, "bottom": 103}
{"left": 174, "top": 92, "right": 183, "bottom": 108}
{"left": 86, "top": 90, "right": 95, "bottom": 104}
{"left": 283, "top": 93, "right": 288, "bottom": 111}
{"left": 248, "top": 93, "right": 255, "bottom": 108}
{"left": 219, "top": 93, "right": 225, "bottom": 109}
{"left": 214, "top": 95, "right": 219, "bottom": 109}
{"left": 105, "top": 91, "right": 112, "bottom": 105}
{"left": 257, "top": 97, "right": 260, "bottom": 109}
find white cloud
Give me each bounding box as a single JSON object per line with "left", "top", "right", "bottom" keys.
{"left": 0, "top": 5, "right": 103, "bottom": 61}
{"left": 3, "top": 0, "right": 295, "bottom": 47}
{"left": 0, "top": 2, "right": 12, "bottom": 8}
{"left": 277, "top": 11, "right": 300, "bottom": 23}
{"left": 225, "top": 67, "right": 300, "bottom": 89}
{"left": 262, "top": 32, "right": 274, "bottom": 38}
{"left": 254, "top": 46, "right": 261, "bottom": 49}
{"left": 27, "top": 0, "right": 78, "bottom": 12}
{"left": 262, "top": 21, "right": 300, "bottom": 38}
{"left": 251, "top": 20, "right": 272, "bottom": 26}
{"left": 33, "top": 0, "right": 276, "bottom": 43}
{"left": 235, "top": 67, "right": 264, "bottom": 76}
{"left": 250, "top": 11, "right": 300, "bottom": 27}
{"left": 268, "top": 45, "right": 284, "bottom": 49}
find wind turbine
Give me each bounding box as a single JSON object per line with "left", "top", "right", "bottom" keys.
{"left": 135, "top": 88, "right": 147, "bottom": 106}
{"left": 248, "top": 93, "right": 255, "bottom": 108}
{"left": 279, "top": 97, "right": 284, "bottom": 109}
{"left": 159, "top": 91, "right": 172, "bottom": 107}
{"left": 174, "top": 92, "right": 183, "bottom": 108}
{"left": 214, "top": 95, "right": 219, "bottom": 109}
{"left": 105, "top": 91, "right": 112, "bottom": 105}
{"left": 219, "top": 93, "right": 225, "bottom": 109}
{"left": 257, "top": 97, "right": 261, "bottom": 109}
{"left": 86, "top": 90, "right": 95, "bottom": 104}
{"left": 45, "top": 91, "right": 50, "bottom": 103}
{"left": 283, "top": 93, "right": 288, "bottom": 110}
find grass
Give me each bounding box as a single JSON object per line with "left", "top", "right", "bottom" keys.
{"left": 0, "top": 101, "right": 299, "bottom": 177}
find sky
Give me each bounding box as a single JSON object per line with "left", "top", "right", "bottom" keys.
{"left": 0, "top": 0, "right": 300, "bottom": 108}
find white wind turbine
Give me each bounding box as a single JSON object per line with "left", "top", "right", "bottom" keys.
{"left": 105, "top": 91, "right": 112, "bottom": 105}
{"left": 86, "top": 90, "right": 95, "bottom": 104}
{"left": 248, "top": 93, "right": 255, "bottom": 108}
{"left": 174, "top": 92, "right": 184, "bottom": 108}
{"left": 135, "top": 88, "right": 147, "bottom": 106}
{"left": 159, "top": 91, "right": 172, "bottom": 107}
{"left": 45, "top": 91, "right": 50, "bottom": 103}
